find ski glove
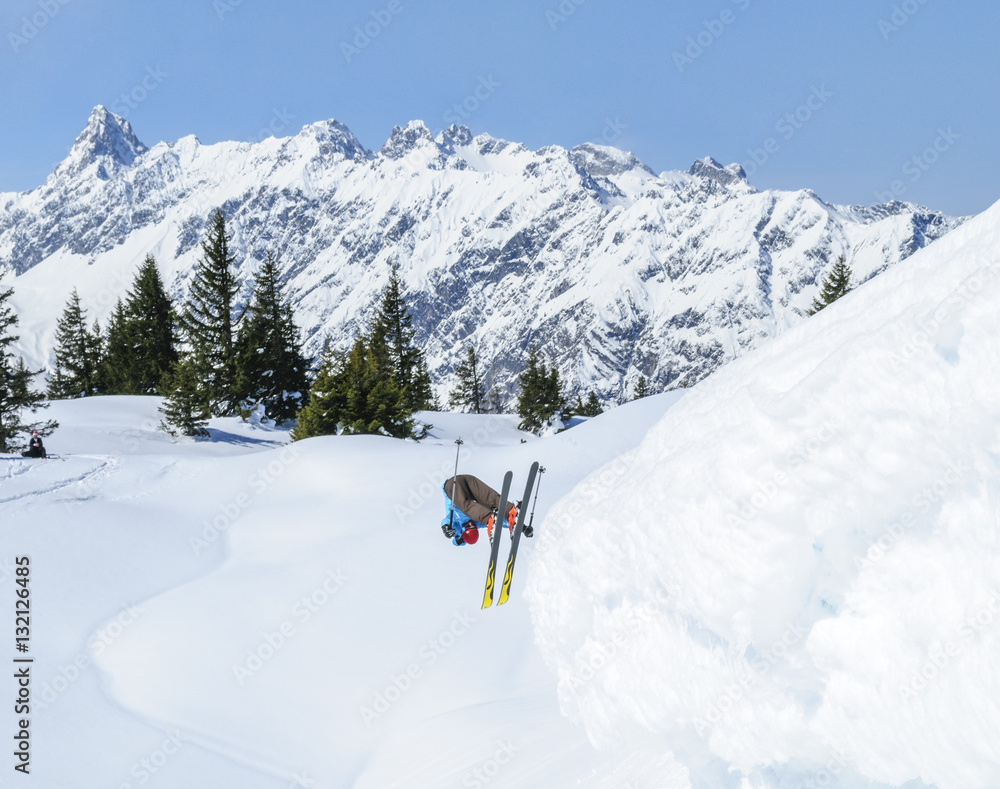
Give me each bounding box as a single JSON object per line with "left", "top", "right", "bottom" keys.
{"left": 442, "top": 523, "right": 456, "bottom": 539}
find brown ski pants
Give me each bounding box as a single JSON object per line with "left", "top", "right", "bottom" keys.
{"left": 444, "top": 474, "right": 514, "bottom": 525}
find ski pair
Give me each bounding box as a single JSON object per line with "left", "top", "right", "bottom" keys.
{"left": 481, "top": 462, "right": 539, "bottom": 609}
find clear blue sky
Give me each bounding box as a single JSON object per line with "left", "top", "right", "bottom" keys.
{"left": 1, "top": 0, "right": 996, "bottom": 216}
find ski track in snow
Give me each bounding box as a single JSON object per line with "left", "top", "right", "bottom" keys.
{"left": 0, "top": 396, "right": 687, "bottom": 788}
{"left": 0, "top": 454, "right": 118, "bottom": 506}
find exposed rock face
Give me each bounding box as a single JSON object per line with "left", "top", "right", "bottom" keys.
{"left": 0, "top": 106, "right": 964, "bottom": 404}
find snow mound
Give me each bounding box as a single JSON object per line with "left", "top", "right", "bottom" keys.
{"left": 525, "top": 199, "right": 1000, "bottom": 788}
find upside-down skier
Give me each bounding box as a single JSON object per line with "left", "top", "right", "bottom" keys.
{"left": 440, "top": 474, "right": 532, "bottom": 546}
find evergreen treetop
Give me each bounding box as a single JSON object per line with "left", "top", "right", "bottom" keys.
{"left": 237, "top": 250, "right": 310, "bottom": 423}
{"left": 101, "top": 298, "right": 135, "bottom": 394}
{"left": 574, "top": 390, "right": 604, "bottom": 417}
{"left": 632, "top": 375, "right": 651, "bottom": 400}
{"left": 125, "top": 254, "right": 178, "bottom": 393}
{"left": 448, "top": 344, "right": 485, "bottom": 414}
{"left": 370, "top": 266, "right": 433, "bottom": 412}
{"left": 0, "top": 286, "right": 56, "bottom": 452}
{"left": 158, "top": 354, "right": 211, "bottom": 437}
{"left": 293, "top": 331, "right": 414, "bottom": 440}
{"left": 516, "top": 344, "right": 567, "bottom": 434}
{"left": 48, "top": 288, "right": 101, "bottom": 399}
{"left": 179, "top": 210, "right": 243, "bottom": 415}
{"left": 809, "top": 256, "right": 854, "bottom": 316}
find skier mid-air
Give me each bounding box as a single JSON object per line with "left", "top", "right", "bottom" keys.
{"left": 441, "top": 474, "right": 531, "bottom": 546}
{"left": 441, "top": 439, "right": 542, "bottom": 607}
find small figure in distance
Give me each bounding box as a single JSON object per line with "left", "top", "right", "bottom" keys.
{"left": 23, "top": 430, "right": 46, "bottom": 459}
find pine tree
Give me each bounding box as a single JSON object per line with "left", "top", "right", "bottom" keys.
{"left": 158, "top": 355, "right": 210, "bottom": 437}
{"left": 293, "top": 332, "right": 413, "bottom": 440}
{"left": 236, "top": 251, "right": 310, "bottom": 422}
{"left": 370, "top": 266, "right": 433, "bottom": 411}
{"left": 89, "top": 318, "right": 105, "bottom": 393}
{"left": 448, "top": 345, "right": 485, "bottom": 414}
{"left": 516, "top": 344, "right": 567, "bottom": 434}
{"left": 632, "top": 375, "right": 651, "bottom": 400}
{"left": 180, "top": 210, "right": 243, "bottom": 415}
{"left": 808, "top": 256, "right": 854, "bottom": 315}
{"left": 101, "top": 298, "right": 135, "bottom": 394}
{"left": 414, "top": 358, "right": 437, "bottom": 412}
{"left": 125, "top": 254, "right": 178, "bottom": 393}
{"left": 576, "top": 390, "right": 604, "bottom": 417}
{"left": 291, "top": 348, "right": 347, "bottom": 440}
{"left": 48, "top": 289, "right": 102, "bottom": 398}
{"left": 0, "top": 287, "right": 56, "bottom": 452}
{"left": 486, "top": 384, "right": 505, "bottom": 415}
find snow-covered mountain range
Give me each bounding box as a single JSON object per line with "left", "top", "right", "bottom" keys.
{"left": 0, "top": 106, "right": 964, "bottom": 404}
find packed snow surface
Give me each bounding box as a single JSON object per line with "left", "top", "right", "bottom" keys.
{"left": 525, "top": 199, "right": 1000, "bottom": 788}
{"left": 3, "top": 198, "right": 998, "bottom": 788}
{"left": 1, "top": 392, "right": 684, "bottom": 788}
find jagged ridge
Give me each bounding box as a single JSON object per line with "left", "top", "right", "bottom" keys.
{"left": 0, "top": 106, "right": 965, "bottom": 405}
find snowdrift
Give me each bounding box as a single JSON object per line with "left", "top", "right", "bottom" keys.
{"left": 525, "top": 199, "right": 1000, "bottom": 788}
{"left": 3, "top": 393, "right": 690, "bottom": 787}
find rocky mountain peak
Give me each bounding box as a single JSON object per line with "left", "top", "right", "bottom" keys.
{"left": 437, "top": 124, "right": 474, "bottom": 149}
{"left": 569, "top": 143, "right": 656, "bottom": 178}
{"left": 688, "top": 156, "right": 748, "bottom": 188}
{"left": 379, "top": 120, "right": 435, "bottom": 160}
{"left": 300, "top": 119, "right": 372, "bottom": 162}
{"left": 59, "top": 105, "right": 148, "bottom": 179}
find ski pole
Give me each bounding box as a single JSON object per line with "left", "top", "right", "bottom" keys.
{"left": 448, "top": 438, "right": 464, "bottom": 533}
{"left": 526, "top": 465, "right": 545, "bottom": 531}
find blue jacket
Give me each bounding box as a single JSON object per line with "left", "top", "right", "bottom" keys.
{"left": 441, "top": 485, "right": 487, "bottom": 547}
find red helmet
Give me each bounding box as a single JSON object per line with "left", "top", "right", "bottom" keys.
{"left": 461, "top": 522, "right": 479, "bottom": 545}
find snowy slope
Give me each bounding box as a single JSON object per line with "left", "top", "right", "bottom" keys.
{"left": 525, "top": 199, "right": 1000, "bottom": 788}
{"left": 0, "top": 107, "right": 963, "bottom": 404}
{"left": 1, "top": 390, "right": 682, "bottom": 788}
